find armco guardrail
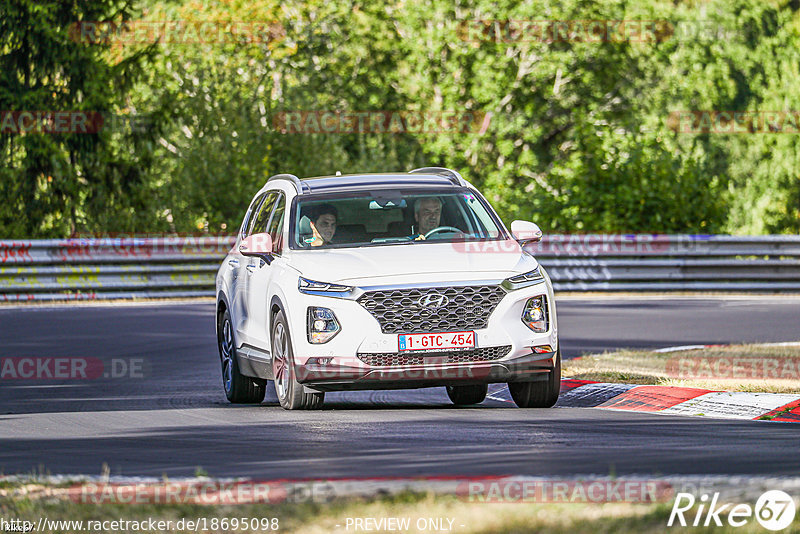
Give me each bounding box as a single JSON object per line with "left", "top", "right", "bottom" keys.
{"left": 0, "top": 237, "right": 233, "bottom": 302}
{"left": 1, "top": 235, "right": 800, "bottom": 301}
{"left": 526, "top": 234, "right": 800, "bottom": 291}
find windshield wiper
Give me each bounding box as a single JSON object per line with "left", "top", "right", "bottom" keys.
{"left": 370, "top": 237, "right": 414, "bottom": 244}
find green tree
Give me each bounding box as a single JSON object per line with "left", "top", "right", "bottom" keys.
{"left": 138, "top": 0, "right": 426, "bottom": 233}
{"left": 0, "top": 0, "right": 164, "bottom": 237}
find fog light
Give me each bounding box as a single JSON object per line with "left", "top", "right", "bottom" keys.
{"left": 521, "top": 296, "right": 548, "bottom": 333}
{"left": 307, "top": 357, "right": 333, "bottom": 366}
{"left": 307, "top": 307, "right": 340, "bottom": 344}
{"left": 532, "top": 345, "right": 553, "bottom": 354}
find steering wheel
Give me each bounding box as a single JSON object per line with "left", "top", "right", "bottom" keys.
{"left": 424, "top": 226, "right": 465, "bottom": 239}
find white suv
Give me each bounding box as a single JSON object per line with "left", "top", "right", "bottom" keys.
{"left": 215, "top": 168, "right": 560, "bottom": 410}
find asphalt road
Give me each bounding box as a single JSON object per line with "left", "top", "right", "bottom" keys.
{"left": 1, "top": 297, "right": 799, "bottom": 478}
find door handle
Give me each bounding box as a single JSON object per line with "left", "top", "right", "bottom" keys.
{"left": 228, "top": 259, "right": 239, "bottom": 268}
{"left": 246, "top": 264, "right": 256, "bottom": 275}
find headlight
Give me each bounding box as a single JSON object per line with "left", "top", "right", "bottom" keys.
{"left": 307, "top": 307, "right": 341, "bottom": 343}
{"left": 521, "top": 296, "right": 548, "bottom": 333}
{"left": 298, "top": 277, "right": 355, "bottom": 296}
{"left": 503, "top": 267, "right": 545, "bottom": 290}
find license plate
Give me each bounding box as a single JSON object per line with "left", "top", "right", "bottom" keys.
{"left": 398, "top": 331, "right": 475, "bottom": 352}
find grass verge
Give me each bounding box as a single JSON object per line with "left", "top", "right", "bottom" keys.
{"left": 563, "top": 343, "right": 800, "bottom": 393}
{"left": 3, "top": 487, "right": 796, "bottom": 534}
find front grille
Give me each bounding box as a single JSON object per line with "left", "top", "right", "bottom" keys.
{"left": 357, "top": 345, "right": 512, "bottom": 367}
{"left": 357, "top": 284, "right": 506, "bottom": 334}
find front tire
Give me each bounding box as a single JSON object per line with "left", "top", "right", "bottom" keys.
{"left": 218, "top": 309, "right": 266, "bottom": 404}
{"left": 446, "top": 384, "right": 488, "bottom": 405}
{"left": 272, "top": 310, "right": 324, "bottom": 410}
{"left": 508, "top": 348, "right": 561, "bottom": 408}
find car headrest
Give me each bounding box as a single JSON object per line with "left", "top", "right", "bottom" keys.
{"left": 298, "top": 215, "right": 313, "bottom": 235}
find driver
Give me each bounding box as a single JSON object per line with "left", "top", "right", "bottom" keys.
{"left": 308, "top": 203, "right": 337, "bottom": 247}
{"left": 411, "top": 197, "right": 443, "bottom": 240}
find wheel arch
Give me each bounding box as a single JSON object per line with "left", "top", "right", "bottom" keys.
{"left": 269, "top": 294, "right": 286, "bottom": 338}
{"left": 216, "top": 290, "right": 231, "bottom": 340}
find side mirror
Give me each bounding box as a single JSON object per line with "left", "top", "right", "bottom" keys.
{"left": 239, "top": 233, "right": 274, "bottom": 262}
{"left": 510, "top": 220, "right": 543, "bottom": 245}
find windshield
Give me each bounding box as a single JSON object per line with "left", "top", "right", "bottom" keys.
{"left": 291, "top": 189, "right": 505, "bottom": 249}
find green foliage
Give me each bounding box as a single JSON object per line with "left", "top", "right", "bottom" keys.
{"left": 1, "top": 0, "right": 799, "bottom": 236}
{"left": 0, "top": 0, "right": 165, "bottom": 237}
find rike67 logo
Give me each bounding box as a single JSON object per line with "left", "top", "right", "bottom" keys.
{"left": 669, "top": 490, "right": 796, "bottom": 531}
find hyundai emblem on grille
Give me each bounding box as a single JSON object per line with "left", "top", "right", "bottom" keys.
{"left": 418, "top": 293, "right": 449, "bottom": 308}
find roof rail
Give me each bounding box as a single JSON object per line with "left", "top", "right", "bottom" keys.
{"left": 408, "top": 167, "right": 467, "bottom": 187}
{"left": 267, "top": 173, "right": 304, "bottom": 194}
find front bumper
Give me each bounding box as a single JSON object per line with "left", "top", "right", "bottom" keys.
{"left": 282, "top": 275, "right": 559, "bottom": 392}
{"left": 291, "top": 280, "right": 557, "bottom": 359}
{"left": 295, "top": 351, "right": 557, "bottom": 392}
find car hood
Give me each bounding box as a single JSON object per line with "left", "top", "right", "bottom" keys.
{"left": 284, "top": 240, "right": 537, "bottom": 286}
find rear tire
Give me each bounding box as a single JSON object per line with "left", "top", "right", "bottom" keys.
{"left": 218, "top": 309, "right": 266, "bottom": 404}
{"left": 272, "top": 310, "right": 325, "bottom": 410}
{"left": 508, "top": 348, "right": 561, "bottom": 408}
{"left": 446, "top": 384, "right": 488, "bottom": 405}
